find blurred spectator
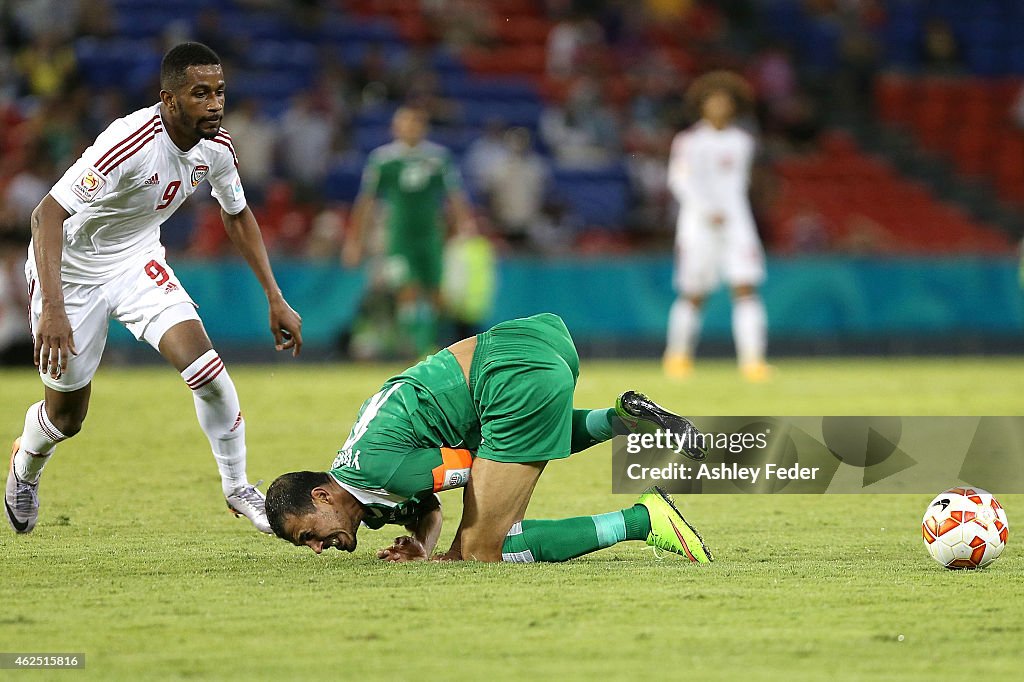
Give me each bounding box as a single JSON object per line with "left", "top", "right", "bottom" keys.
{"left": 783, "top": 205, "right": 830, "bottom": 253}
{"left": 195, "top": 8, "right": 246, "bottom": 64}
{"left": 424, "top": 0, "right": 497, "bottom": 51}
{"left": 484, "top": 127, "right": 551, "bottom": 250}
{"left": 352, "top": 44, "right": 403, "bottom": 105}
{"left": 1013, "top": 87, "right": 1024, "bottom": 130}
{"left": 224, "top": 98, "right": 278, "bottom": 201}
{"left": 540, "top": 78, "right": 620, "bottom": 168}
{"left": 11, "top": 0, "right": 75, "bottom": 41}
{"left": 546, "top": 11, "right": 604, "bottom": 78}
{"left": 2, "top": 147, "right": 52, "bottom": 232}
{"left": 463, "top": 118, "right": 509, "bottom": 195}
{"left": 278, "top": 93, "right": 336, "bottom": 200}
{"left": 15, "top": 30, "right": 75, "bottom": 99}
{"left": 627, "top": 62, "right": 685, "bottom": 136}
{"left": 920, "top": 18, "right": 963, "bottom": 76}
{"left": 403, "top": 68, "right": 462, "bottom": 126}
{"left": 624, "top": 128, "right": 672, "bottom": 236}
{"left": 306, "top": 205, "right": 346, "bottom": 260}
{"left": 748, "top": 43, "right": 797, "bottom": 117}
{"left": 0, "top": 231, "right": 31, "bottom": 366}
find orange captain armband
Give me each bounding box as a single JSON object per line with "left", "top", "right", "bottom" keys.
{"left": 432, "top": 447, "right": 474, "bottom": 492}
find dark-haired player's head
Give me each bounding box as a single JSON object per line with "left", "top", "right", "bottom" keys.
{"left": 159, "top": 42, "right": 225, "bottom": 145}
{"left": 265, "top": 471, "right": 360, "bottom": 554}
{"left": 685, "top": 70, "right": 753, "bottom": 129}
{"left": 392, "top": 105, "right": 429, "bottom": 146}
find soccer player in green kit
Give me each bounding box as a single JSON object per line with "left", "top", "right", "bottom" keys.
{"left": 265, "top": 313, "right": 713, "bottom": 564}
{"left": 343, "top": 105, "right": 477, "bottom": 356}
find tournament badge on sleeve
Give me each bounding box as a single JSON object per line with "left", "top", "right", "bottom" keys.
{"left": 71, "top": 169, "right": 106, "bottom": 203}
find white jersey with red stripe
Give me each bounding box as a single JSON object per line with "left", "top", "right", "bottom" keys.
{"left": 668, "top": 121, "right": 756, "bottom": 237}
{"left": 44, "top": 102, "right": 246, "bottom": 284}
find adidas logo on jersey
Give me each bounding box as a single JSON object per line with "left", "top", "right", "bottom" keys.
{"left": 144, "top": 173, "right": 160, "bottom": 186}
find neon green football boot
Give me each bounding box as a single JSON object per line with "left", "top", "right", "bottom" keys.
{"left": 637, "top": 486, "right": 713, "bottom": 563}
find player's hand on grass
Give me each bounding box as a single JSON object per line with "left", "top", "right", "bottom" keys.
{"left": 35, "top": 304, "right": 77, "bottom": 378}
{"left": 377, "top": 536, "right": 428, "bottom": 562}
{"left": 269, "top": 297, "right": 303, "bottom": 356}
{"left": 430, "top": 549, "right": 463, "bottom": 562}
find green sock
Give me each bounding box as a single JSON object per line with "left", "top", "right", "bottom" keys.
{"left": 570, "top": 408, "right": 617, "bottom": 453}
{"left": 500, "top": 506, "right": 652, "bottom": 563}
{"left": 397, "top": 302, "right": 417, "bottom": 355}
{"left": 413, "top": 301, "right": 437, "bottom": 356}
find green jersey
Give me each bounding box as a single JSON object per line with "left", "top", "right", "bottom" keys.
{"left": 329, "top": 349, "right": 478, "bottom": 529}
{"left": 360, "top": 140, "right": 463, "bottom": 254}
{"left": 328, "top": 314, "right": 580, "bottom": 529}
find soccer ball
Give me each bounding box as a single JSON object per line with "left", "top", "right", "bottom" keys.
{"left": 922, "top": 487, "right": 1009, "bottom": 570}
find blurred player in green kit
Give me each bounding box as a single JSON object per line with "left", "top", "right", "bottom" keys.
{"left": 344, "top": 105, "right": 477, "bottom": 357}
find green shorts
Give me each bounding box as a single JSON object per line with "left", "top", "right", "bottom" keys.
{"left": 468, "top": 313, "right": 580, "bottom": 463}
{"left": 389, "top": 242, "right": 443, "bottom": 290}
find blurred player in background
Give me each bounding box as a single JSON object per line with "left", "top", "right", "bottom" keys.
{"left": 265, "top": 313, "right": 712, "bottom": 564}
{"left": 343, "top": 105, "right": 477, "bottom": 358}
{"left": 4, "top": 43, "right": 303, "bottom": 536}
{"left": 664, "top": 71, "right": 770, "bottom": 382}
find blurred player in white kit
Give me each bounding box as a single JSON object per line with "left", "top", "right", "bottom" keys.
{"left": 4, "top": 42, "right": 303, "bottom": 536}
{"left": 664, "top": 71, "right": 770, "bottom": 382}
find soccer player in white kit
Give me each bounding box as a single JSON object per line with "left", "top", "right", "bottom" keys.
{"left": 664, "top": 71, "right": 769, "bottom": 382}
{"left": 4, "top": 43, "right": 303, "bottom": 535}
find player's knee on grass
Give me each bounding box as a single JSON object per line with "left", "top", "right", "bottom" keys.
{"left": 459, "top": 528, "right": 505, "bottom": 562}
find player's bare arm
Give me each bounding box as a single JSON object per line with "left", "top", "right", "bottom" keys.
{"left": 220, "top": 206, "right": 303, "bottom": 355}
{"left": 377, "top": 495, "right": 443, "bottom": 562}
{"left": 342, "top": 191, "right": 375, "bottom": 267}
{"left": 29, "top": 195, "right": 75, "bottom": 378}
{"left": 448, "top": 191, "right": 478, "bottom": 237}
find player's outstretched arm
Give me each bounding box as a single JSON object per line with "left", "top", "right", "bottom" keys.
{"left": 220, "top": 206, "right": 303, "bottom": 355}
{"left": 30, "top": 195, "right": 76, "bottom": 377}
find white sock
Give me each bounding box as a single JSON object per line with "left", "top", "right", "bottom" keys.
{"left": 181, "top": 350, "right": 248, "bottom": 496}
{"left": 14, "top": 401, "right": 67, "bottom": 483}
{"left": 666, "top": 298, "right": 702, "bottom": 357}
{"left": 732, "top": 294, "right": 767, "bottom": 367}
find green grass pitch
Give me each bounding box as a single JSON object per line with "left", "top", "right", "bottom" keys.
{"left": 1, "top": 358, "right": 1022, "bottom": 681}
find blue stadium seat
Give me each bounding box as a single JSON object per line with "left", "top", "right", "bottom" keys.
{"left": 75, "top": 38, "right": 161, "bottom": 89}
{"left": 439, "top": 75, "right": 538, "bottom": 102}
{"left": 323, "top": 158, "right": 367, "bottom": 203}
{"left": 230, "top": 70, "right": 314, "bottom": 101}
{"left": 965, "top": 46, "right": 1006, "bottom": 76}
{"left": 353, "top": 105, "right": 399, "bottom": 127}
{"left": 353, "top": 125, "right": 392, "bottom": 154}
{"left": 553, "top": 166, "right": 630, "bottom": 228}
{"left": 428, "top": 128, "right": 477, "bottom": 155}
{"left": 245, "top": 41, "right": 318, "bottom": 72}
{"left": 460, "top": 100, "right": 544, "bottom": 127}
{"left": 114, "top": 11, "right": 193, "bottom": 40}
{"left": 220, "top": 12, "right": 300, "bottom": 41}
{"left": 318, "top": 17, "right": 399, "bottom": 43}
{"left": 430, "top": 49, "right": 466, "bottom": 75}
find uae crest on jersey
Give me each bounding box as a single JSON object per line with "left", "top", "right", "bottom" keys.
{"left": 191, "top": 164, "right": 210, "bottom": 187}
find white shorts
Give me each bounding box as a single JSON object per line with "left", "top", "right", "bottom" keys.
{"left": 674, "top": 213, "right": 766, "bottom": 296}
{"left": 27, "top": 251, "right": 199, "bottom": 392}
